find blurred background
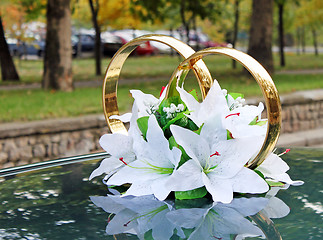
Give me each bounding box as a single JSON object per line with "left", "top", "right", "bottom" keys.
{"left": 0, "top": 0, "right": 323, "bottom": 167}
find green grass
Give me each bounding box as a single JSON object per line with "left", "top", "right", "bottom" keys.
{"left": 1, "top": 52, "right": 322, "bottom": 123}
{"left": 1, "top": 53, "right": 323, "bottom": 84}
{"left": 1, "top": 72, "right": 322, "bottom": 123}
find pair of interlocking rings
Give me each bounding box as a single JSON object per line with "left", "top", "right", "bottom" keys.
{"left": 102, "top": 34, "right": 281, "bottom": 169}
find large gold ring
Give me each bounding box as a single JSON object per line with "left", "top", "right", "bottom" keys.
{"left": 166, "top": 47, "right": 281, "bottom": 168}
{"left": 102, "top": 34, "right": 213, "bottom": 134}
{"left": 103, "top": 35, "right": 281, "bottom": 169}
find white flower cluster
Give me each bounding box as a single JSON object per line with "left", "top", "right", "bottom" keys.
{"left": 90, "top": 83, "right": 303, "bottom": 204}
{"left": 163, "top": 103, "right": 185, "bottom": 119}
{"left": 143, "top": 99, "right": 159, "bottom": 115}
{"left": 222, "top": 89, "right": 246, "bottom": 110}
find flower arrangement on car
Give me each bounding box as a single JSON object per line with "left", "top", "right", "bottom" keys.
{"left": 90, "top": 80, "right": 303, "bottom": 203}
{"left": 89, "top": 34, "right": 303, "bottom": 204}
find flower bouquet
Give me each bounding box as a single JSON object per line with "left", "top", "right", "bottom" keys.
{"left": 90, "top": 35, "right": 303, "bottom": 204}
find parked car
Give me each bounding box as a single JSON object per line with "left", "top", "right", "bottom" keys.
{"left": 8, "top": 38, "right": 45, "bottom": 58}
{"left": 72, "top": 34, "right": 96, "bottom": 57}
{"left": 7, "top": 38, "right": 19, "bottom": 56}
{"left": 189, "top": 32, "right": 233, "bottom": 49}
{"left": 113, "top": 30, "right": 158, "bottom": 56}
{"left": 101, "top": 31, "right": 123, "bottom": 57}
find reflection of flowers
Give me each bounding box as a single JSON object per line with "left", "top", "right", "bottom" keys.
{"left": 91, "top": 80, "right": 302, "bottom": 202}
{"left": 90, "top": 194, "right": 185, "bottom": 240}
{"left": 91, "top": 191, "right": 290, "bottom": 240}
{"left": 167, "top": 197, "right": 268, "bottom": 240}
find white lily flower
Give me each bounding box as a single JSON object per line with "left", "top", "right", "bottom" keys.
{"left": 166, "top": 197, "right": 268, "bottom": 240}
{"left": 169, "top": 125, "right": 269, "bottom": 203}
{"left": 89, "top": 103, "right": 141, "bottom": 180}
{"left": 109, "top": 86, "right": 168, "bottom": 123}
{"left": 130, "top": 86, "right": 168, "bottom": 118}
{"left": 224, "top": 102, "right": 268, "bottom": 138}
{"left": 176, "top": 83, "right": 229, "bottom": 126}
{"left": 257, "top": 152, "right": 304, "bottom": 186}
{"left": 106, "top": 115, "right": 182, "bottom": 201}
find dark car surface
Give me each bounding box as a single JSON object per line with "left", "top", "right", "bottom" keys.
{"left": 0, "top": 148, "right": 322, "bottom": 239}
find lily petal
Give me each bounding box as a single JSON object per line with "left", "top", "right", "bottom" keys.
{"left": 99, "top": 133, "right": 135, "bottom": 159}
{"left": 110, "top": 112, "right": 132, "bottom": 122}
{"left": 202, "top": 172, "right": 233, "bottom": 203}
{"left": 170, "top": 125, "right": 210, "bottom": 167}
{"left": 213, "top": 137, "right": 263, "bottom": 178}
{"left": 89, "top": 157, "right": 123, "bottom": 180}
{"left": 231, "top": 167, "right": 269, "bottom": 194}
{"left": 166, "top": 159, "right": 204, "bottom": 191}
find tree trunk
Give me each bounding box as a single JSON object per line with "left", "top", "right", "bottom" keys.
{"left": 301, "top": 27, "right": 305, "bottom": 53}
{"left": 312, "top": 28, "right": 318, "bottom": 56}
{"left": 0, "top": 16, "right": 20, "bottom": 81}
{"left": 89, "top": 0, "right": 101, "bottom": 76}
{"left": 296, "top": 27, "right": 301, "bottom": 55}
{"left": 43, "top": 0, "right": 73, "bottom": 91}
{"left": 180, "top": 0, "right": 190, "bottom": 45}
{"left": 247, "top": 0, "right": 274, "bottom": 75}
{"left": 278, "top": 2, "right": 285, "bottom": 67}
{"left": 232, "top": 0, "right": 240, "bottom": 69}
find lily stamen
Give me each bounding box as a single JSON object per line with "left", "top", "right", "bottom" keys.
{"left": 278, "top": 148, "right": 291, "bottom": 157}
{"left": 123, "top": 220, "right": 131, "bottom": 227}
{"left": 225, "top": 113, "right": 240, "bottom": 118}
{"left": 210, "top": 151, "right": 221, "bottom": 157}
{"left": 119, "top": 157, "right": 127, "bottom": 165}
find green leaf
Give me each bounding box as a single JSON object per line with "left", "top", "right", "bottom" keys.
{"left": 249, "top": 116, "right": 258, "bottom": 125}
{"left": 162, "top": 110, "right": 191, "bottom": 131}
{"left": 194, "top": 123, "right": 204, "bottom": 135}
{"left": 249, "top": 116, "right": 267, "bottom": 126}
{"left": 137, "top": 116, "right": 149, "bottom": 139}
{"left": 228, "top": 92, "right": 244, "bottom": 100}
{"left": 175, "top": 198, "right": 211, "bottom": 209}
{"left": 166, "top": 76, "right": 180, "bottom": 98}
{"left": 158, "top": 96, "right": 183, "bottom": 114}
{"left": 175, "top": 187, "right": 208, "bottom": 200}
{"left": 266, "top": 180, "right": 285, "bottom": 187}
{"left": 168, "top": 136, "right": 177, "bottom": 150}
{"left": 227, "top": 130, "right": 234, "bottom": 140}
{"left": 186, "top": 118, "right": 199, "bottom": 131}
{"left": 255, "top": 120, "right": 267, "bottom": 126}
{"left": 169, "top": 136, "right": 190, "bottom": 166}
{"left": 144, "top": 230, "right": 154, "bottom": 240}
{"left": 254, "top": 170, "right": 265, "bottom": 179}
{"left": 188, "top": 89, "right": 199, "bottom": 101}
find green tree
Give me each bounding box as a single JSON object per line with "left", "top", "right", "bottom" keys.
{"left": 131, "top": 0, "right": 220, "bottom": 48}
{"left": 295, "top": 0, "right": 323, "bottom": 56}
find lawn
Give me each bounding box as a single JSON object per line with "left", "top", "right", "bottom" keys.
{"left": 1, "top": 72, "right": 322, "bottom": 123}
{"left": 0, "top": 52, "right": 322, "bottom": 123}
{"left": 1, "top": 52, "right": 323, "bottom": 84}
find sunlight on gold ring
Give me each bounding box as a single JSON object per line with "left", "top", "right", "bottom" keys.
{"left": 166, "top": 47, "right": 281, "bottom": 169}
{"left": 102, "top": 34, "right": 213, "bottom": 134}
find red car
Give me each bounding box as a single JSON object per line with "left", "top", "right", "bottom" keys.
{"left": 113, "top": 30, "right": 158, "bottom": 56}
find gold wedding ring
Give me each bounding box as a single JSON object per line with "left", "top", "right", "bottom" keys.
{"left": 167, "top": 47, "right": 281, "bottom": 168}
{"left": 102, "top": 34, "right": 212, "bottom": 134}
{"left": 103, "top": 35, "right": 281, "bottom": 169}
